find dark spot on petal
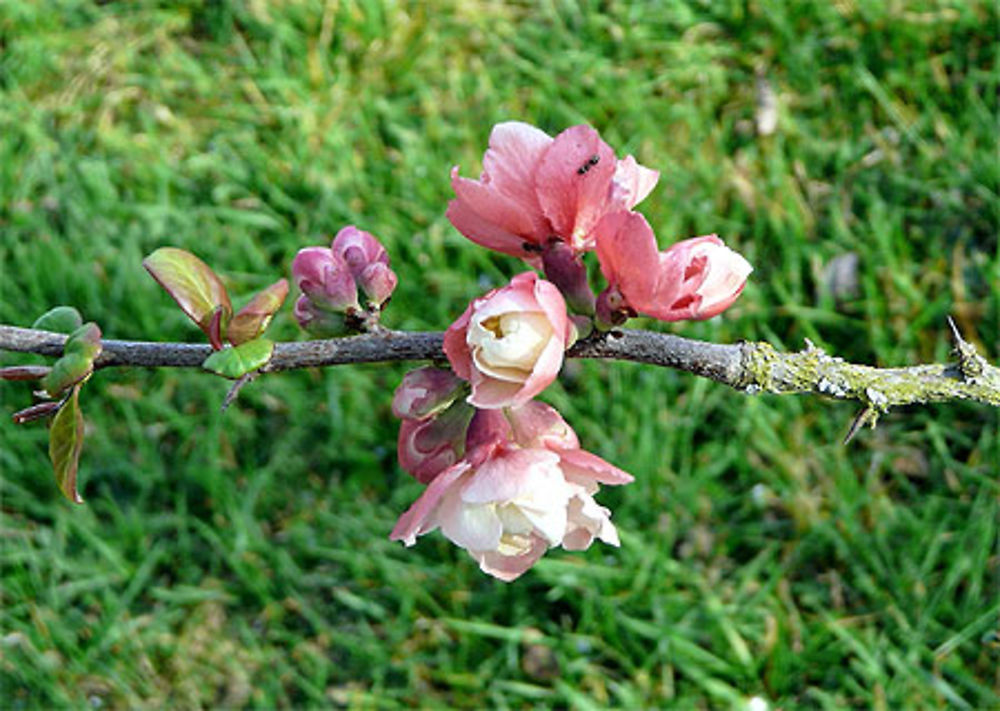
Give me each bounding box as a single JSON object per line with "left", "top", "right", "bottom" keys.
{"left": 576, "top": 154, "right": 600, "bottom": 175}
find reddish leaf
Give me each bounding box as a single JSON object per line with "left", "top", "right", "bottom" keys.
{"left": 207, "top": 306, "right": 226, "bottom": 351}
{"left": 0, "top": 365, "right": 52, "bottom": 381}
{"left": 227, "top": 279, "right": 289, "bottom": 345}
{"left": 13, "top": 401, "right": 62, "bottom": 424}
{"left": 49, "top": 385, "right": 85, "bottom": 504}
{"left": 143, "top": 247, "right": 232, "bottom": 339}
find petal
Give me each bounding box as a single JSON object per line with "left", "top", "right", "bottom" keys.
{"left": 443, "top": 299, "right": 479, "bottom": 381}
{"left": 473, "top": 535, "right": 549, "bottom": 581}
{"left": 452, "top": 173, "right": 542, "bottom": 241}
{"left": 437, "top": 492, "right": 503, "bottom": 552}
{"left": 506, "top": 401, "right": 579, "bottom": 450}
{"left": 462, "top": 448, "right": 562, "bottom": 504}
{"left": 467, "top": 374, "right": 526, "bottom": 409}
{"left": 612, "top": 155, "right": 659, "bottom": 209}
{"left": 510, "top": 335, "right": 565, "bottom": 406}
{"left": 594, "top": 211, "right": 660, "bottom": 304}
{"left": 558, "top": 448, "right": 635, "bottom": 485}
{"left": 445, "top": 193, "right": 534, "bottom": 258}
{"left": 535, "top": 125, "right": 617, "bottom": 250}
{"left": 390, "top": 462, "right": 471, "bottom": 545}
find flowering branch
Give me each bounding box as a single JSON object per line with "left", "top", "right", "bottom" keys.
{"left": 4, "top": 120, "right": 996, "bottom": 580}
{"left": 3, "top": 323, "right": 996, "bottom": 412}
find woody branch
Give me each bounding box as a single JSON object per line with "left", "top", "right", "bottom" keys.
{"left": 2, "top": 323, "right": 997, "bottom": 414}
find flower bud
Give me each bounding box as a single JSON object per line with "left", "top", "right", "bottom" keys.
{"left": 393, "top": 367, "right": 466, "bottom": 420}
{"left": 332, "top": 226, "right": 389, "bottom": 278}
{"left": 291, "top": 247, "right": 359, "bottom": 312}
{"left": 397, "top": 400, "right": 475, "bottom": 483}
{"left": 357, "top": 262, "right": 398, "bottom": 308}
{"left": 293, "top": 295, "right": 349, "bottom": 337}
{"left": 331, "top": 226, "right": 398, "bottom": 307}
{"left": 541, "top": 240, "right": 595, "bottom": 315}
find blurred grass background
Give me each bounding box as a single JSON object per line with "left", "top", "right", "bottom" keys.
{"left": 1, "top": 1, "right": 997, "bottom": 708}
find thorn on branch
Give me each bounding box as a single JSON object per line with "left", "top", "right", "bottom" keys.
{"left": 221, "top": 371, "right": 260, "bottom": 413}
{"left": 844, "top": 406, "right": 879, "bottom": 444}
{"left": 947, "top": 315, "right": 987, "bottom": 384}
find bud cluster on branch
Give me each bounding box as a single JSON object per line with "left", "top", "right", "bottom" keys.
{"left": 2, "top": 121, "right": 997, "bottom": 581}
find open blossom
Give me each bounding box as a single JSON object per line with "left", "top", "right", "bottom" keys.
{"left": 391, "top": 404, "right": 633, "bottom": 581}
{"left": 595, "top": 211, "right": 753, "bottom": 321}
{"left": 444, "top": 272, "right": 572, "bottom": 409}
{"left": 447, "top": 122, "right": 659, "bottom": 259}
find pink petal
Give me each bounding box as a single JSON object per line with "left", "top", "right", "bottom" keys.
{"left": 442, "top": 299, "right": 478, "bottom": 381}
{"left": 535, "top": 125, "right": 617, "bottom": 250}
{"left": 390, "top": 462, "right": 471, "bottom": 545}
{"left": 465, "top": 410, "right": 512, "bottom": 452}
{"left": 512, "top": 335, "right": 565, "bottom": 406}
{"left": 479, "top": 121, "right": 553, "bottom": 235}
{"left": 557, "top": 448, "right": 635, "bottom": 485}
{"left": 612, "top": 155, "right": 659, "bottom": 209}
{"left": 506, "top": 401, "right": 579, "bottom": 450}
{"left": 462, "top": 448, "right": 562, "bottom": 504}
{"left": 594, "top": 211, "right": 660, "bottom": 305}
{"left": 532, "top": 277, "right": 571, "bottom": 344}
{"left": 452, "top": 173, "right": 541, "bottom": 241}
{"left": 474, "top": 535, "right": 549, "bottom": 581}
{"left": 445, "top": 194, "right": 534, "bottom": 259}
{"left": 467, "top": 374, "right": 526, "bottom": 409}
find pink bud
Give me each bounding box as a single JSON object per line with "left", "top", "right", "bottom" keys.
{"left": 357, "top": 262, "right": 398, "bottom": 308}
{"left": 595, "top": 212, "right": 752, "bottom": 322}
{"left": 665, "top": 237, "right": 753, "bottom": 320}
{"left": 393, "top": 367, "right": 466, "bottom": 420}
{"left": 329, "top": 226, "right": 398, "bottom": 307}
{"left": 293, "top": 295, "right": 349, "bottom": 337}
{"left": 397, "top": 401, "right": 474, "bottom": 483}
{"left": 291, "top": 247, "right": 359, "bottom": 312}
{"left": 541, "top": 240, "right": 595, "bottom": 315}
{"left": 332, "top": 226, "right": 389, "bottom": 276}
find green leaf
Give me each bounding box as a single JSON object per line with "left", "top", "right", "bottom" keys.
{"left": 201, "top": 338, "right": 274, "bottom": 379}
{"left": 64, "top": 322, "right": 103, "bottom": 362}
{"left": 143, "top": 247, "right": 232, "bottom": 339}
{"left": 40, "top": 323, "right": 103, "bottom": 397}
{"left": 228, "top": 279, "right": 289, "bottom": 345}
{"left": 41, "top": 353, "right": 93, "bottom": 397}
{"left": 49, "top": 385, "right": 85, "bottom": 504}
{"left": 32, "top": 306, "right": 83, "bottom": 334}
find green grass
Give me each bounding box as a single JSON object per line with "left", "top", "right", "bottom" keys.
{"left": 1, "top": 1, "right": 997, "bottom": 707}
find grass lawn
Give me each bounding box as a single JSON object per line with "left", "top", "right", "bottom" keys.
{"left": 1, "top": 1, "right": 997, "bottom": 707}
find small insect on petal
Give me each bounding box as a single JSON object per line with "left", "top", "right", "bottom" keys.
{"left": 577, "top": 154, "right": 600, "bottom": 175}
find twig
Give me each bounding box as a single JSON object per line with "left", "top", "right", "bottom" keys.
{"left": 2, "top": 323, "right": 997, "bottom": 416}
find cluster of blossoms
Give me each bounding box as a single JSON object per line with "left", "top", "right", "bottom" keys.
{"left": 292, "top": 122, "right": 752, "bottom": 580}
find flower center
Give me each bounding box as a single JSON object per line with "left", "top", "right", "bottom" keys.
{"left": 468, "top": 312, "right": 551, "bottom": 376}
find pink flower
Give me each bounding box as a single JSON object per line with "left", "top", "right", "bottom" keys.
{"left": 595, "top": 211, "right": 753, "bottom": 321}
{"left": 443, "top": 272, "right": 572, "bottom": 409}
{"left": 447, "top": 122, "right": 659, "bottom": 259}
{"left": 391, "top": 406, "right": 633, "bottom": 581}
